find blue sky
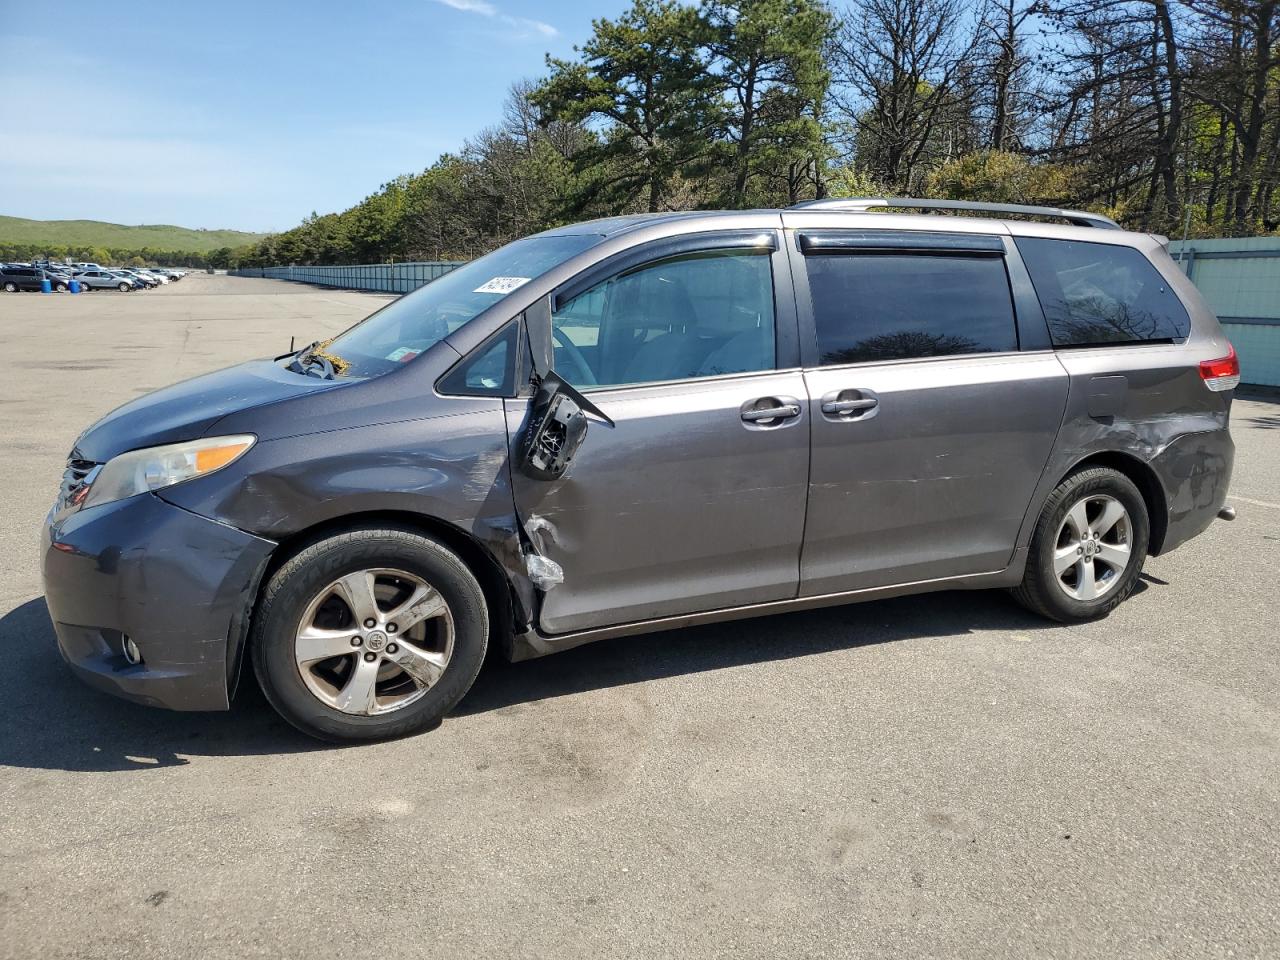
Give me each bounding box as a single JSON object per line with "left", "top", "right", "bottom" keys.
{"left": 0, "top": 0, "right": 630, "bottom": 232}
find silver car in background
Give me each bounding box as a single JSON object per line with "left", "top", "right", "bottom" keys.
{"left": 41, "top": 198, "right": 1237, "bottom": 742}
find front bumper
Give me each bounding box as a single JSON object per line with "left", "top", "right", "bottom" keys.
{"left": 41, "top": 493, "right": 276, "bottom": 711}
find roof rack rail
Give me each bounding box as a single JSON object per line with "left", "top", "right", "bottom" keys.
{"left": 789, "top": 197, "right": 1121, "bottom": 230}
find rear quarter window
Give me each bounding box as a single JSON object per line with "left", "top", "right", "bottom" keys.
{"left": 1015, "top": 237, "right": 1190, "bottom": 347}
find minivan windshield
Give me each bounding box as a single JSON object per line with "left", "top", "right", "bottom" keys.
{"left": 315, "top": 233, "right": 603, "bottom": 378}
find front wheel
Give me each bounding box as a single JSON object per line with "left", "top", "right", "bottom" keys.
{"left": 2, "top": 282, "right": 16, "bottom": 293}
{"left": 1012, "top": 467, "right": 1149, "bottom": 622}
{"left": 55, "top": 282, "right": 68, "bottom": 292}
{"left": 251, "top": 527, "right": 489, "bottom": 742}
{"left": 117, "top": 282, "right": 130, "bottom": 292}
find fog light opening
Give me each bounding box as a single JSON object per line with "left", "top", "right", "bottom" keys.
{"left": 122, "top": 635, "right": 143, "bottom": 665}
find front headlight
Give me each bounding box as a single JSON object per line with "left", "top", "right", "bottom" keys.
{"left": 80, "top": 434, "right": 255, "bottom": 510}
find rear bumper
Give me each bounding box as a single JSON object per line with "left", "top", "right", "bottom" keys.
{"left": 1152, "top": 428, "right": 1235, "bottom": 555}
{"left": 41, "top": 493, "right": 275, "bottom": 711}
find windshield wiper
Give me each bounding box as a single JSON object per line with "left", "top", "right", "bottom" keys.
{"left": 285, "top": 341, "right": 338, "bottom": 380}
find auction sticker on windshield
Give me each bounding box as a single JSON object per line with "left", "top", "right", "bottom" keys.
{"left": 473, "top": 277, "right": 531, "bottom": 295}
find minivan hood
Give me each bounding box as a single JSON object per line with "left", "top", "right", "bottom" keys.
{"left": 73, "top": 358, "right": 347, "bottom": 462}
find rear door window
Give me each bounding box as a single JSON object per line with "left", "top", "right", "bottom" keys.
{"left": 804, "top": 253, "right": 1017, "bottom": 365}
{"left": 1015, "top": 237, "right": 1190, "bottom": 346}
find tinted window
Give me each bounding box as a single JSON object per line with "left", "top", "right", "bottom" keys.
{"left": 806, "top": 254, "right": 1017, "bottom": 365}
{"left": 552, "top": 249, "right": 775, "bottom": 389}
{"left": 1015, "top": 237, "right": 1190, "bottom": 346}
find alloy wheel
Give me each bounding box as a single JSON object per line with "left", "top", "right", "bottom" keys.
{"left": 1053, "top": 494, "right": 1133, "bottom": 601}
{"left": 293, "top": 568, "right": 454, "bottom": 716}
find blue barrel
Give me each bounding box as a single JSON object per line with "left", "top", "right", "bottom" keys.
{"left": 69, "top": 279, "right": 81, "bottom": 294}
{"left": 41, "top": 277, "right": 52, "bottom": 294}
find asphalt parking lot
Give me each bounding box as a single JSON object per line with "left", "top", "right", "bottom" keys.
{"left": 1, "top": 274, "right": 1278, "bottom": 959}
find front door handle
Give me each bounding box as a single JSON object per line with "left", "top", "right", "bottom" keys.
{"left": 742, "top": 403, "right": 801, "bottom": 421}
{"left": 820, "top": 388, "right": 880, "bottom": 421}
{"left": 740, "top": 396, "right": 802, "bottom": 425}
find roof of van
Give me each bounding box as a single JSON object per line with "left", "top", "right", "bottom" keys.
{"left": 537, "top": 198, "right": 1123, "bottom": 238}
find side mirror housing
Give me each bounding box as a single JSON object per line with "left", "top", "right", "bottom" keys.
{"left": 517, "top": 371, "right": 614, "bottom": 481}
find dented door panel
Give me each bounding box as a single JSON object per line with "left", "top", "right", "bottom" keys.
{"left": 801, "top": 353, "right": 1069, "bottom": 595}
{"left": 505, "top": 371, "right": 810, "bottom": 635}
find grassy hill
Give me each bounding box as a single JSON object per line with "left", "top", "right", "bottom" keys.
{"left": 0, "top": 215, "right": 265, "bottom": 253}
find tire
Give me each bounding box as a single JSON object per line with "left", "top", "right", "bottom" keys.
{"left": 55, "top": 282, "right": 68, "bottom": 292}
{"left": 2, "top": 282, "right": 16, "bottom": 293}
{"left": 118, "top": 282, "right": 130, "bottom": 292}
{"left": 251, "top": 527, "right": 489, "bottom": 742}
{"left": 1012, "top": 466, "right": 1149, "bottom": 622}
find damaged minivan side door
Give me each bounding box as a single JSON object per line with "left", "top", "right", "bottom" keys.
{"left": 503, "top": 230, "right": 810, "bottom": 636}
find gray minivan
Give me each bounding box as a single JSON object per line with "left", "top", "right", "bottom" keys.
{"left": 41, "top": 199, "right": 1238, "bottom": 742}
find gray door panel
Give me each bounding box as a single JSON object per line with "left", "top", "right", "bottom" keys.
{"left": 801, "top": 353, "right": 1068, "bottom": 595}
{"left": 506, "top": 370, "right": 810, "bottom": 634}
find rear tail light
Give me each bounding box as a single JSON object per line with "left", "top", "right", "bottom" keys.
{"left": 1200, "top": 345, "right": 1240, "bottom": 392}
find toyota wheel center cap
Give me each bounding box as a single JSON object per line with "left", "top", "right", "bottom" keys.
{"left": 365, "top": 630, "right": 388, "bottom": 652}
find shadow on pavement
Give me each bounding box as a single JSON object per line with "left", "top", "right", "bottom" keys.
{"left": 1, "top": 582, "right": 1111, "bottom": 773}
{"left": 457, "top": 588, "right": 1091, "bottom": 717}
{"left": 0, "top": 597, "right": 322, "bottom": 773}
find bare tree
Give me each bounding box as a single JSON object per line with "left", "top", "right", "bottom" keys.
{"left": 829, "top": 0, "right": 986, "bottom": 192}
{"left": 1183, "top": 0, "right": 1280, "bottom": 230}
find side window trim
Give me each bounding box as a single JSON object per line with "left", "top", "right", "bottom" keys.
{"left": 552, "top": 230, "right": 778, "bottom": 308}
{"left": 1002, "top": 235, "right": 1052, "bottom": 351}
{"left": 797, "top": 230, "right": 1005, "bottom": 255}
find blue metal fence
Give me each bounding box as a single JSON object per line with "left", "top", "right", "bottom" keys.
{"left": 1169, "top": 238, "right": 1280, "bottom": 388}
{"left": 233, "top": 261, "right": 463, "bottom": 293}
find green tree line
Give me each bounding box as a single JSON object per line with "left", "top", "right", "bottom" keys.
{"left": 0, "top": 242, "right": 240, "bottom": 269}
{"left": 231, "top": 0, "right": 1280, "bottom": 269}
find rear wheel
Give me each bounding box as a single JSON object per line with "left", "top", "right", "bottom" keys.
{"left": 251, "top": 527, "right": 489, "bottom": 742}
{"left": 1012, "top": 467, "right": 1149, "bottom": 622}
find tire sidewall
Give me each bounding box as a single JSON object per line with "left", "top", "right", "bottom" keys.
{"left": 1032, "top": 469, "right": 1149, "bottom": 620}
{"left": 253, "top": 531, "right": 489, "bottom": 742}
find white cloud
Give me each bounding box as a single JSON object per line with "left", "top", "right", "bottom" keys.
{"left": 436, "top": 0, "right": 498, "bottom": 12}
{"left": 430, "top": 0, "right": 558, "bottom": 38}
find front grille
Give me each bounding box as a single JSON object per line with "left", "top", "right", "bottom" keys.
{"left": 57, "top": 458, "right": 98, "bottom": 511}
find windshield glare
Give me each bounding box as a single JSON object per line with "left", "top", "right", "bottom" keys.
{"left": 319, "top": 234, "right": 602, "bottom": 378}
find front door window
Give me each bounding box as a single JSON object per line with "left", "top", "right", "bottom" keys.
{"left": 551, "top": 249, "right": 776, "bottom": 389}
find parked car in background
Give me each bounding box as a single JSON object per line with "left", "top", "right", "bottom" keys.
{"left": 112, "top": 271, "right": 148, "bottom": 290}
{"left": 42, "top": 268, "right": 74, "bottom": 292}
{"left": 73, "top": 269, "right": 134, "bottom": 292}
{"left": 1, "top": 265, "right": 50, "bottom": 292}
{"left": 138, "top": 269, "right": 169, "bottom": 284}
{"left": 41, "top": 198, "right": 1238, "bottom": 743}
{"left": 115, "top": 269, "right": 158, "bottom": 289}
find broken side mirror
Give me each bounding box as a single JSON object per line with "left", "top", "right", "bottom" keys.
{"left": 518, "top": 371, "right": 613, "bottom": 481}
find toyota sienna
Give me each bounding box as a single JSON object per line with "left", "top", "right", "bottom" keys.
{"left": 41, "top": 198, "right": 1238, "bottom": 742}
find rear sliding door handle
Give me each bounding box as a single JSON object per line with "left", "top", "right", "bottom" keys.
{"left": 820, "top": 388, "right": 880, "bottom": 421}
{"left": 821, "top": 398, "right": 878, "bottom": 414}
